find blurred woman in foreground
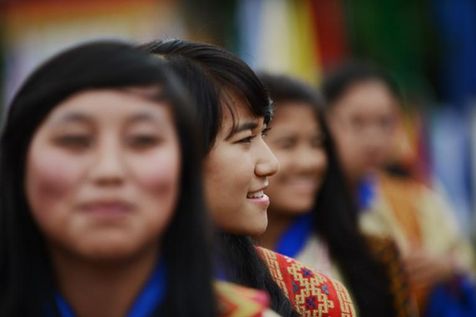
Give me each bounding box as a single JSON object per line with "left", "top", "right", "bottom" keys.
{"left": 0, "top": 41, "right": 272, "bottom": 317}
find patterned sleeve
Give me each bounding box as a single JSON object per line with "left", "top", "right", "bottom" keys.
{"left": 257, "top": 247, "right": 357, "bottom": 317}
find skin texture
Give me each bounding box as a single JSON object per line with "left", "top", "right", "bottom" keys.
{"left": 265, "top": 103, "right": 327, "bottom": 216}
{"left": 26, "top": 89, "right": 180, "bottom": 317}
{"left": 204, "top": 99, "right": 279, "bottom": 236}
{"left": 326, "top": 80, "right": 399, "bottom": 184}
{"left": 256, "top": 103, "right": 327, "bottom": 249}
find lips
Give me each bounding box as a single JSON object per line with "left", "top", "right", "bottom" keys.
{"left": 79, "top": 200, "right": 134, "bottom": 214}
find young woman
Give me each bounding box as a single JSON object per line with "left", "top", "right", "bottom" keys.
{"left": 256, "top": 72, "right": 417, "bottom": 317}
{"left": 0, "top": 41, "right": 271, "bottom": 317}
{"left": 322, "top": 62, "right": 474, "bottom": 314}
{"left": 141, "top": 39, "right": 356, "bottom": 317}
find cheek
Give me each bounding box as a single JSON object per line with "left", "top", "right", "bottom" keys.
{"left": 271, "top": 153, "right": 292, "bottom": 182}
{"left": 317, "top": 153, "right": 328, "bottom": 174}
{"left": 26, "top": 147, "right": 84, "bottom": 219}
{"left": 128, "top": 147, "right": 181, "bottom": 209}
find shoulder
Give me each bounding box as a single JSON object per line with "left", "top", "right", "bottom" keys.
{"left": 256, "top": 247, "right": 356, "bottom": 317}
{"left": 215, "top": 280, "right": 275, "bottom": 317}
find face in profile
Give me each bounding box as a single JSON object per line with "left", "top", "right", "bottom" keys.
{"left": 204, "top": 97, "right": 279, "bottom": 235}
{"left": 265, "top": 103, "right": 327, "bottom": 215}
{"left": 26, "top": 89, "right": 181, "bottom": 262}
{"left": 327, "top": 80, "right": 399, "bottom": 182}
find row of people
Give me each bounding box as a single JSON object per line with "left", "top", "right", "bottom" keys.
{"left": 1, "top": 38, "right": 473, "bottom": 317}
{"left": 258, "top": 65, "right": 475, "bottom": 316}
{"left": 0, "top": 40, "right": 354, "bottom": 316}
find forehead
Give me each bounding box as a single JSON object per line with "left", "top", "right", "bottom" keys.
{"left": 333, "top": 80, "right": 398, "bottom": 116}
{"left": 45, "top": 89, "right": 171, "bottom": 124}
{"left": 220, "top": 92, "right": 262, "bottom": 129}
{"left": 271, "top": 103, "right": 321, "bottom": 132}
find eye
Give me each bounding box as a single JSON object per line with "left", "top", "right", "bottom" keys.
{"left": 350, "top": 117, "right": 365, "bottom": 130}
{"left": 127, "top": 134, "right": 161, "bottom": 150}
{"left": 379, "top": 116, "right": 395, "bottom": 131}
{"left": 311, "top": 135, "right": 325, "bottom": 148}
{"left": 236, "top": 135, "right": 257, "bottom": 144}
{"left": 54, "top": 134, "right": 92, "bottom": 150}
{"left": 276, "top": 137, "right": 296, "bottom": 150}
{"left": 261, "top": 127, "right": 271, "bottom": 138}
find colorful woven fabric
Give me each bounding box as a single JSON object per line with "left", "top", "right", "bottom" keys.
{"left": 365, "top": 235, "right": 418, "bottom": 317}
{"left": 215, "top": 281, "right": 272, "bottom": 317}
{"left": 257, "top": 247, "right": 356, "bottom": 317}
{"left": 359, "top": 172, "right": 475, "bottom": 313}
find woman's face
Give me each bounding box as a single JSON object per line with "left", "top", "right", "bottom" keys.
{"left": 327, "top": 80, "right": 399, "bottom": 182}
{"left": 204, "top": 99, "right": 279, "bottom": 235}
{"left": 265, "top": 103, "right": 327, "bottom": 216}
{"left": 26, "top": 89, "right": 180, "bottom": 262}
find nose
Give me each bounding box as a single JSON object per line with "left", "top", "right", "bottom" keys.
{"left": 255, "top": 139, "right": 280, "bottom": 177}
{"left": 89, "top": 136, "right": 125, "bottom": 186}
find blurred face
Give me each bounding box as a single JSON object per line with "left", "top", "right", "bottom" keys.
{"left": 26, "top": 89, "right": 180, "bottom": 263}
{"left": 204, "top": 100, "right": 279, "bottom": 235}
{"left": 327, "top": 80, "right": 399, "bottom": 183}
{"left": 265, "top": 103, "right": 327, "bottom": 215}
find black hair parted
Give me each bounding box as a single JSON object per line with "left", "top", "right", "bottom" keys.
{"left": 140, "top": 39, "right": 298, "bottom": 317}
{"left": 140, "top": 39, "right": 273, "bottom": 153}
{"left": 258, "top": 72, "right": 324, "bottom": 109}
{"left": 321, "top": 61, "right": 403, "bottom": 108}
{"left": 259, "top": 72, "right": 398, "bottom": 317}
{"left": 0, "top": 40, "right": 216, "bottom": 316}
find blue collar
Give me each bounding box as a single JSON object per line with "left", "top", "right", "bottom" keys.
{"left": 53, "top": 260, "right": 166, "bottom": 317}
{"left": 357, "top": 175, "right": 377, "bottom": 211}
{"left": 275, "top": 213, "right": 314, "bottom": 258}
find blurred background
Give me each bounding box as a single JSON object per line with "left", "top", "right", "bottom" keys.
{"left": 1, "top": 0, "right": 476, "bottom": 243}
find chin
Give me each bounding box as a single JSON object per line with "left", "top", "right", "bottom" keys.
{"left": 76, "top": 236, "right": 147, "bottom": 263}
{"left": 246, "top": 218, "right": 268, "bottom": 236}
{"left": 277, "top": 201, "right": 313, "bottom": 215}
{"left": 226, "top": 219, "right": 268, "bottom": 236}
{"left": 82, "top": 244, "right": 138, "bottom": 261}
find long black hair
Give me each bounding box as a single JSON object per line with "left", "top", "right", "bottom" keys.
{"left": 140, "top": 39, "right": 298, "bottom": 317}
{"left": 259, "top": 72, "right": 397, "bottom": 317}
{"left": 0, "top": 41, "right": 216, "bottom": 316}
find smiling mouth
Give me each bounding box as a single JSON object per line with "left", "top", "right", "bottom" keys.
{"left": 247, "top": 190, "right": 265, "bottom": 199}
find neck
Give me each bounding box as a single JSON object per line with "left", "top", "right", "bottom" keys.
{"left": 50, "top": 246, "right": 159, "bottom": 317}
{"left": 255, "top": 210, "right": 295, "bottom": 250}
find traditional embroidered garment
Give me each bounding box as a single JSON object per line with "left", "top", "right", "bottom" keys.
{"left": 365, "top": 235, "right": 418, "bottom": 317}
{"left": 257, "top": 247, "right": 356, "bottom": 317}
{"left": 274, "top": 225, "right": 416, "bottom": 317}
{"left": 51, "top": 260, "right": 274, "bottom": 317}
{"left": 358, "top": 172, "right": 475, "bottom": 312}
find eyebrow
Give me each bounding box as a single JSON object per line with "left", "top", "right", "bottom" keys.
{"left": 126, "top": 112, "right": 163, "bottom": 124}
{"left": 54, "top": 112, "right": 91, "bottom": 124}
{"left": 225, "top": 121, "right": 259, "bottom": 140}
{"left": 53, "top": 111, "right": 163, "bottom": 125}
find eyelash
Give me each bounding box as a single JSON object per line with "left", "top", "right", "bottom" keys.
{"left": 237, "top": 127, "right": 271, "bottom": 144}
{"left": 127, "top": 135, "right": 160, "bottom": 149}
{"left": 54, "top": 135, "right": 91, "bottom": 149}
{"left": 237, "top": 135, "right": 256, "bottom": 144}
{"left": 261, "top": 127, "right": 271, "bottom": 137}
